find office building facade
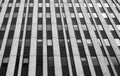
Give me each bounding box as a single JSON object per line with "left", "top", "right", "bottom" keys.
{"left": 0, "top": 0, "right": 120, "bottom": 76}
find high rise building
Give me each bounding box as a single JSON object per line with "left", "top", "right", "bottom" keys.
{"left": 0, "top": 0, "right": 120, "bottom": 76}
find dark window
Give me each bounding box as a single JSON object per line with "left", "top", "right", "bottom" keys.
{"left": 83, "top": 66, "right": 91, "bottom": 76}
{"left": 90, "top": 7, "right": 96, "bottom": 13}
{"left": 60, "top": 46, "right": 66, "bottom": 57}
{"left": 25, "top": 31, "right": 31, "bottom": 39}
{"left": 57, "top": 18, "right": 62, "bottom": 25}
{"left": 75, "top": 31, "right": 81, "bottom": 39}
{"left": 37, "top": 46, "right": 43, "bottom": 56}
{"left": 84, "top": 31, "right": 91, "bottom": 39}
{"left": 27, "top": 18, "right": 32, "bottom": 25}
{"left": 6, "top": 7, "right": 11, "bottom": 13}
{"left": 0, "top": 63, "right": 8, "bottom": 76}
{"left": 46, "top": 18, "right": 51, "bottom": 25}
{"left": 48, "top": 59, "right": 55, "bottom": 76}
{"left": 88, "top": 46, "right": 96, "bottom": 56}
{"left": 47, "top": 31, "right": 52, "bottom": 39}
{"left": 8, "top": 31, "right": 14, "bottom": 39}
{"left": 55, "top": 7, "right": 60, "bottom": 13}
{"left": 29, "top": 0, "right": 33, "bottom": 3}
{"left": 38, "top": 18, "right": 43, "bottom": 25}
{"left": 107, "top": 7, "right": 113, "bottom": 13}
{"left": 23, "top": 46, "right": 30, "bottom": 57}
{"left": 21, "top": 64, "right": 28, "bottom": 76}
{"left": 104, "top": 18, "right": 111, "bottom": 25}
{"left": 76, "top": 7, "right": 82, "bottom": 13}
{"left": 80, "top": 18, "right": 86, "bottom": 25}
{"left": 28, "top": 7, "right": 33, "bottom": 13}
{"left": 58, "top": 31, "right": 64, "bottom": 39}
{"left": 36, "top": 56, "right": 43, "bottom": 76}
{"left": 2, "top": 18, "right": 8, "bottom": 25}
{"left": 16, "top": 0, "right": 21, "bottom": 3}
{"left": 14, "top": 7, "right": 19, "bottom": 13}
{"left": 4, "top": 46, "right": 11, "bottom": 57}
{"left": 61, "top": 57, "right": 69, "bottom": 76}
{"left": 9, "top": 0, "right": 13, "bottom": 3}
{"left": 113, "top": 18, "right": 120, "bottom": 25}
{"left": 54, "top": 0, "right": 58, "bottom": 3}
{"left": 99, "top": 7, "right": 105, "bottom": 13}
{"left": 78, "top": 46, "right": 86, "bottom": 57}
{"left": 100, "top": 31, "right": 107, "bottom": 39}
{"left": 72, "top": 18, "right": 77, "bottom": 25}
{"left": 0, "top": 31, "right": 5, "bottom": 39}
{"left": 46, "top": 0, "right": 50, "bottom": 3}
{"left": 69, "top": 7, "right": 74, "bottom": 13}
{"left": 47, "top": 46, "right": 53, "bottom": 57}
{"left": 38, "top": 7, "right": 42, "bottom": 13}
{"left": 11, "top": 18, "right": 17, "bottom": 25}
{"left": 37, "top": 31, "right": 43, "bottom": 39}
{"left": 106, "top": 46, "right": 115, "bottom": 56}
{"left": 94, "top": 66, "right": 103, "bottom": 76}
{"left": 94, "top": 18, "right": 101, "bottom": 25}
{"left": 67, "top": 0, "right": 71, "bottom": 3}
{"left": 38, "top": 0, "right": 43, "bottom": 3}
{"left": 111, "top": 31, "right": 119, "bottom": 38}
{"left": 46, "top": 7, "right": 50, "bottom": 13}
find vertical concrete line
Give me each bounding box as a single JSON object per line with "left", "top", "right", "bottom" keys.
{"left": 50, "top": 0, "right": 63, "bottom": 76}
{"left": 84, "top": 0, "right": 118, "bottom": 75}
{"left": 63, "top": 0, "right": 85, "bottom": 76}
{"left": 58, "top": 0, "right": 73, "bottom": 76}
{"left": 71, "top": 0, "right": 96, "bottom": 76}
{"left": 43, "top": 0, "right": 48, "bottom": 75}
{"left": 6, "top": 0, "right": 25, "bottom": 76}
{"left": 17, "top": 0, "right": 29, "bottom": 76}
{"left": 28, "top": 0, "right": 38, "bottom": 76}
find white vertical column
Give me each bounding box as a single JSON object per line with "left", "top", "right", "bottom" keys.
{"left": 50, "top": 0, "right": 63, "bottom": 76}
{"left": 6, "top": 0, "right": 25, "bottom": 76}
{"left": 28, "top": 0, "right": 38, "bottom": 76}
{"left": 43, "top": 0, "right": 48, "bottom": 76}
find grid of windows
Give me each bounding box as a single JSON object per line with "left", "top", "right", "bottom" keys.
{"left": 0, "top": 0, "right": 120, "bottom": 76}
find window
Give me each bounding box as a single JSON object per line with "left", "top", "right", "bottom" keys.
{"left": 84, "top": 31, "right": 91, "bottom": 39}
{"left": 88, "top": 46, "right": 96, "bottom": 56}
{"left": 38, "top": 18, "right": 43, "bottom": 25}
{"left": 46, "top": 18, "right": 51, "bottom": 25}
{"left": 47, "top": 46, "right": 53, "bottom": 57}
{"left": 38, "top": 7, "right": 42, "bottom": 13}
{"left": 14, "top": 7, "right": 19, "bottom": 13}
{"left": 55, "top": 7, "right": 60, "bottom": 13}
{"left": 25, "top": 31, "right": 31, "bottom": 39}
{"left": 37, "top": 31, "right": 42, "bottom": 39}
{"left": 46, "top": 7, "right": 50, "bottom": 13}
{"left": 80, "top": 18, "right": 86, "bottom": 25}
